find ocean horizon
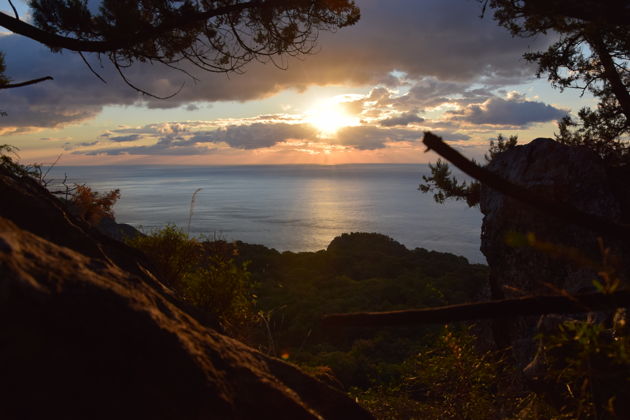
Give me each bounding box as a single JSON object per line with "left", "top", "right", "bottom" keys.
{"left": 46, "top": 164, "right": 486, "bottom": 264}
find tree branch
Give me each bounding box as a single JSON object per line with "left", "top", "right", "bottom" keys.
{"left": 78, "top": 52, "right": 106, "bottom": 84}
{"left": 0, "top": 76, "right": 53, "bottom": 88}
{"left": 422, "top": 132, "right": 630, "bottom": 241}
{"left": 321, "top": 290, "right": 630, "bottom": 327}
{"left": 522, "top": 0, "right": 630, "bottom": 26}
{"left": 585, "top": 30, "right": 630, "bottom": 122}
{"left": 0, "top": 2, "right": 260, "bottom": 53}
{"left": 7, "top": 0, "right": 18, "bottom": 19}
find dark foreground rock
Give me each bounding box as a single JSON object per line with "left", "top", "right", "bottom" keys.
{"left": 480, "top": 138, "right": 630, "bottom": 368}
{"left": 0, "top": 166, "right": 373, "bottom": 420}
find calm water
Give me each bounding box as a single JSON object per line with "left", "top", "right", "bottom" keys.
{"left": 48, "top": 164, "right": 485, "bottom": 263}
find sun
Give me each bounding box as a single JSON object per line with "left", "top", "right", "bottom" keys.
{"left": 306, "top": 99, "right": 358, "bottom": 137}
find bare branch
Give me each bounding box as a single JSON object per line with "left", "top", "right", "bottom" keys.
{"left": 321, "top": 290, "right": 630, "bottom": 327}
{"left": 0, "top": 76, "right": 53, "bottom": 88}
{"left": 112, "top": 59, "right": 184, "bottom": 100}
{"left": 78, "top": 52, "right": 106, "bottom": 84}
{"left": 7, "top": 0, "right": 18, "bottom": 19}
{"left": 422, "top": 132, "right": 630, "bottom": 241}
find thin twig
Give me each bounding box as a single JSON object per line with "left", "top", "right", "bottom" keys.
{"left": 79, "top": 52, "right": 107, "bottom": 84}
{"left": 42, "top": 152, "right": 63, "bottom": 183}
{"left": 7, "top": 0, "right": 18, "bottom": 19}
{"left": 187, "top": 188, "right": 203, "bottom": 236}
{"left": 113, "top": 59, "right": 184, "bottom": 100}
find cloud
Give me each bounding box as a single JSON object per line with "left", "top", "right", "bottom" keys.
{"left": 448, "top": 97, "right": 568, "bottom": 126}
{"left": 39, "top": 136, "right": 73, "bottom": 142}
{"left": 380, "top": 111, "right": 425, "bottom": 127}
{"left": 109, "top": 134, "right": 142, "bottom": 142}
{"left": 209, "top": 123, "right": 318, "bottom": 149}
{"left": 333, "top": 126, "right": 420, "bottom": 150}
{"left": 82, "top": 136, "right": 213, "bottom": 156}
{"left": 78, "top": 121, "right": 320, "bottom": 155}
{"left": 0, "top": 0, "right": 548, "bottom": 130}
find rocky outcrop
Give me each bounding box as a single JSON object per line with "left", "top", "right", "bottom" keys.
{"left": 0, "top": 166, "right": 373, "bottom": 420}
{"left": 480, "top": 138, "right": 630, "bottom": 368}
{"left": 95, "top": 214, "right": 143, "bottom": 242}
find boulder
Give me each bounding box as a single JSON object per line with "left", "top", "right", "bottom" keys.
{"left": 479, "top": 138, "right": 630, "bottom": 368}
{"left": 0, "top": 166, "right": 373, "bottom": 420}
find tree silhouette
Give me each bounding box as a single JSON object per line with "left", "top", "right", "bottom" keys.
{"left": 482, "top": 0, "right": 630, "bottom": 163}
{"left": 422, "top": 0, "right": 630, "bottom": 203}
{"left": 0, "top": 0, "right": 360, "bottom": 96}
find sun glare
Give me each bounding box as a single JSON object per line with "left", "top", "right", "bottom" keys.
{"left": 306, "top": 99, "right": 358, "bottom": 136}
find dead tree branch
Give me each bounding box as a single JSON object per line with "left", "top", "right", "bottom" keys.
{"left": 422, "top": 132, "right": 630, "bottom": 241}
{"left": 0, "top": 76, "right": 53, "bottom": 88}
{"left": 321, "top": 290, "right": 630, "bottom": 327}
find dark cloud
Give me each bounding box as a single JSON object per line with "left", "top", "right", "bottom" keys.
{"left": 82, "top": 136, "right": 208, "bottom": 156}
{"left": 211, "top": 123, "right": 317, "bottom": 149}
{"left": 0, "top": 0, "right": 548, "bottom": 130}
{"left": 333, "top": 126, "right": 420, "bottom": 150}
{"left": 380, "top": 111, "right": 425, "bottom": 127}
{"left": 376, "top": 78, "right": 498, "bottom": 113}
{"left": 449, "top": 97, "right": 568, "bottom": 126}
{"left": 64, "top": 140, "right": 99, "bottom": 150}
{"left": 79, "top": 121, "right": 318, "bottom": 155}
{"left": 109, "top": 134, "right": 142, "bottom": 142}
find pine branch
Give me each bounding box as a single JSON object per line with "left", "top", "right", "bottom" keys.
{"left": 422, "top": 132, "right": 630, "bottom": 241}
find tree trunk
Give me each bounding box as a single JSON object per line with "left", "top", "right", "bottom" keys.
{"left": 586, "top": 30, "right": 630, "bottom": 123}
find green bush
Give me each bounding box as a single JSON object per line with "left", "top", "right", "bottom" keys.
{"left": 127, "top": 225, "right": 255, "bottom": 332}
{"left": 351, "top": 326, "right": 526, "bottom": 420}
{"left": 530, "top": 315, "right": 630, "bottom": 420}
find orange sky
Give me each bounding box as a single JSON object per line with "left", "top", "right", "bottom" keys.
{"left": 1, "top": 0, "right": 595, "bottom": 166}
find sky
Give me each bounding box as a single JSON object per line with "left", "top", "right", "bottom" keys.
{"left": 0, "top": 0, "right": 596, "bottom": 166}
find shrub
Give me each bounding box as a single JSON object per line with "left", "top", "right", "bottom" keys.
{"left": 127, "top": 225, "right": 255, "bottom": 333}
{"left": 70, "top": 184, "right": 120, "bottom": 225}
{"left": 529, "top": 315, "right": 630, "bottom": 419}
{"left": 352, "top": 326, "right": 525, "bottom": 419}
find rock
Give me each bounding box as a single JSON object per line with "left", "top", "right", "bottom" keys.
{"left": 479, "top": 138, "right": 630, "bottom": 368}
{"left": 95, "top": 214, "right": 144, "bottom": 242}
{"left": 0, "top": 166, "right": 373, "bottom": 420}
{"left": 0, "top": 166, "right": 148, "bottom": 278}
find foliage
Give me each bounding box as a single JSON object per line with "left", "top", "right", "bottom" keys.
{"left": 556, "top": 110, "right": 630, "bottom": 166}
{"left": 180, "top": 252, "right": 254, "bottom": 332}
{"left": 71, "top": 184, "right": 121, "bottom": 225}
{"left": 0, "top": 144, "right": 44, "bottom": 179}
{"left": 127, "top": 225, "right": 255, "bottom": 332}
{"left": 351, "top": 326, "right": 525, "bottom": 419}
{"left": 232, "top": 232, "right": 488, "bottom": 385}
{"left": 0, "top": 1, "right": 359, "bottom": 94}
{"left": 419, "top": 134, "right": 517, "bottom": 207}
{"left": 0, "top": 52, "right": 9, "bottom": 87}
{"left": 525, "top": 316, "right": 630, "bottom": 419}
{"left": 419, "top": 159, "right": 481, "bottom": 207}
{"left": 482, "top": 0, "right": 630, "bottom": 164}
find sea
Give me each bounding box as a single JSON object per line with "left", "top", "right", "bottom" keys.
{"left": 47, "top": 164, "right": 486, "bottom": 264}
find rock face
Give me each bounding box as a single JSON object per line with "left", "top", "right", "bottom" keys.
{"left": 0, "top": 166, "right": 373, "bottom": 420}
{"left": 479, "top": 138, "right": 630, "bottom": 368}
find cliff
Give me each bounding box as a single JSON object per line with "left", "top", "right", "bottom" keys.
{"left": 480, "top": 138, "right": 630, "bottom": 369}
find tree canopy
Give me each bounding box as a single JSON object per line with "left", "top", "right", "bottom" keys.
{"left": 0, "top": 0, "right": 359, "bottom": 94}
{"left": 483, "top": 0, "right": 630, "bottom": 164}
{"left": 422, "top": 0, "right": 630, "bottom": 205}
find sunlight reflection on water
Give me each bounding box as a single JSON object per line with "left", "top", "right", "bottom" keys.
{"left": 48, "top": 164, "right": 486, "bottom": 263}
